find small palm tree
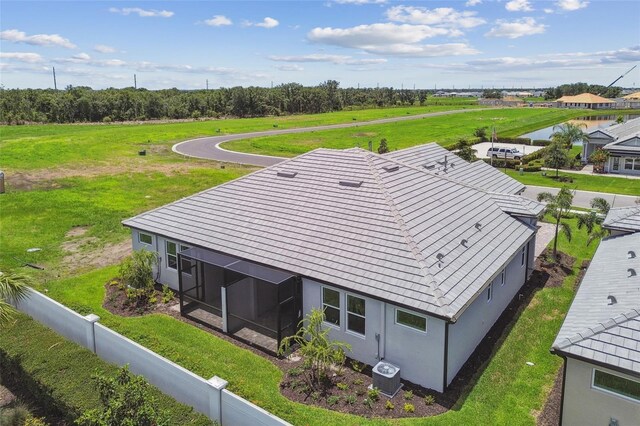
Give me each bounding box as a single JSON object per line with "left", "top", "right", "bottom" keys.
{"left": 577, "top": 197, "right": 611, "bottom": 246}
{"left": 538, "top": 187, "right": 574, "bottom": 258}
{"left": 0, "top": 271, "right": 30, "bottom": 325}
{"left": 551, "top": 122, "right": 589, "bottom": 149}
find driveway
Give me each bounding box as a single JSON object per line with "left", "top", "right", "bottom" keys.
{"left": 172, "top": 108, "right": 482, "bottom": 167}
{"left": 472, "top": 142, "right": 545, "bottom": 159}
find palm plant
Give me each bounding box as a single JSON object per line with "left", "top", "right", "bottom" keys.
{"left": 0, "top": 271, "right": 30, "bottom": 325}
{"left": 551, "top": 122, "right": 589, "bottom": 149}
{"left": 538, "top": 187, "right": 574, "bottom": 258}
{"left": 577, "top": 197, "right": 611, "bottom": 246}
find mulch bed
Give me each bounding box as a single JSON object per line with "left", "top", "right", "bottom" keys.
{"left": 537, "top": 365, "right": 564, "bottom": 426}
{"left": 101, "top": 250, "right": 579, "bottom": 420}
{"left": 102, "top": 279, "right": 179, "bottom": 317}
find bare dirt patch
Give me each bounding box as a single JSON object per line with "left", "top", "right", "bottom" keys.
{"left": 531, "top": 250, "right": 576, "bottom": 289}
{"left": 65, "top": 226, "right": 88, "bottom": 238}
{"left": 62, "top": 239, "right": 131, "bottom": 273}
{"left": 354, "top": 132, "right": 377, "bottom": 137}
{"left": 102, "top": 280, "right": 178, "bottom": 317}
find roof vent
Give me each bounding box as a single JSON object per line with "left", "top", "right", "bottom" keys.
{"left": 461, "top": 239, "right": 468, "bottom": 248}
{"left": 629, "top": 250, "right": 636, "bottom": 259}
{"left": 424, "top": 164, "right": 436, "bottom": 170}
{"left": 339, "top": 180, "right": 363, "bottom": 188}
{"left": 383, "top": 165, "right": 400, "bottom": 173}
{"left": 277, "top": 171, "right": 297, "bottom": 178}
{"left": 436, "top": 253, "right": 445, "bottom": 261}
{"left": 475, "top": 222, "right": 482, "bottom": 230}
{"left": 607, "top": 295, "right": 617, "bottom": 305}
{"left": 628, "top": 268, "right": 637, "bottom": 277}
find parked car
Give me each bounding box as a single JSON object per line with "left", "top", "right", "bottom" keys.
{"left": 486, "top": 147, "right": 522, "bottom": 160}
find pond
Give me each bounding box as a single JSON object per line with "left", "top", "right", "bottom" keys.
{"left": 520, "top": 114, "right": 640, "bottom": 145}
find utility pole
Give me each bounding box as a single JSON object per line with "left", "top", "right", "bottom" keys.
{"left": 206, "top": 79, "right": 209, "bottom": 90}
{"left": 134, "top": 74, "right": 137, "bottom": 89}
{"left": 52, "top": 67, "right": 58, "bottom": 90}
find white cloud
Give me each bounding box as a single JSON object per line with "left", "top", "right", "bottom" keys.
{"left": 556, "top": 0, "right": 589, "bottom": 11}
{"left": 505, "top": 0, "right": 534, "bottom": 12}
{"left": 205, "top": 15, "right": 232, "bottom": 26}
{"left": 255, "top": 17, "right": 279, "bottom": 28}
{"left": 269, "top": 53, "right": 387, "bottom": 65}
{"left": 0, "top": 52, "right": 44, "bottom": 63}
{"left": 465, "top": 0, "right": 482, "bottom": 6}
{"left": 94, "top": 44, "right": 117, "bottom": 53}
{"left": 108, "top": 7, "right": 174, "bottom": 18}
{"left": 308, "top": 23, "right": 478, "bottom": 57}
{"left": 385, "top": 6, "right": 485, "bottom": 29}
{"left": 276, "top": 64, "right": 304, "bottom": 71}
{"left": 543, "top": 8, "right": 554, "bottom": 13}
{"left": 485, "top": 17, "right": 546, "bottom": 39}
{"left": 332, "top": 0, "right": 387, "bottom": 4}
{"left": 0, "top": 29, "right": 76, "bottom": 48}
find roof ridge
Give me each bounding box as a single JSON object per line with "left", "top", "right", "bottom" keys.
{"left": 607, "top": 206, "right": 640, "bottom": 226}
{"left": 555, "top": 307, "right": 640, "bottom": 350}
{"left": 361, "top": 152, "right": 451, "bottom": 312}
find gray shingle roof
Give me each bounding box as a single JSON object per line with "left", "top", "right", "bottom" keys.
{"left": 552, "top": 233, "right": 640, "bottom": 374}
{"left": 488, "top": 192, "right": 546, "bottom": 217}
{"left": 123, "top": 148, "right": 534, "bottom": 320}
{"left": 589, "top": 117, "right": 640, "bottom": 141}
{"left": 603, "top": 206, "right": 640, "bottom": 233}
{"left": 386, "top": 143, "right": 525, "bottom": 195}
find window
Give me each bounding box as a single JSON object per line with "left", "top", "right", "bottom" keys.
{"left": 347, "top": 295, "right": 366, "bottom": 336}
{"left": 625, "top": 158, "right": 633, "bottom": 170}
{"left": 521, "top": 246, "right": 526, "bottom": 266}
{"left": 487, "top": 283, "right": 492, "bottom": 302}
{"left": 396, "top": 309, "right": 427, "bottom": 332}
{"left": 635, "top": 159, "right": 640, "bottom": 171}
{"left": 322, "top": 287, "right": 340, "bottom": 326}
{"left": 180, "top": 244, "right": 192, "bottom": 275}
{"left": 500, "top": 269, "right": 505, "bottom": 286}
{"left": 592, "top": 369, "right": 640, "bottom": 402}
{"left": 139, "top": 232, "right": 152, "bottom": 245}
{"left": 166, "top": 241, "right": 178, "bottom": 270}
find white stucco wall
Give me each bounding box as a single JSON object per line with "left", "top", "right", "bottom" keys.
{"left": 302, "top": 278, "right": 447, "bottom": 392}
{"left": 562, "top": 357, "right": 640, "bottom": 426}
{"left": 130, "top": 229, "right": 191, "bottom": 290}
{"left": 447, "top": 239, "right": 531, "bottom": 385}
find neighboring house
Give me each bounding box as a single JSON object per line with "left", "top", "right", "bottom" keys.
{"left": 551, "top": 232, "right": 640, "bottom": 426}
{"left": 619, "top": 92, "right": 640, "bottom": 109}
{"left": 556, "top": 93, "right": 615, "bottom": 109}
{"left": 123, "top": 147, "right": 543, "bottom": 392}
{"left": 603, "top": 206, "right": 640, "bottom": 236}
{"left": 582, "top": 118, "right": 640, "bottom": 175}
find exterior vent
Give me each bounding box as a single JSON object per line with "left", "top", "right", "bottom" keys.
{"left": 629, "top": 251, "right": 636, "bottom": 259}
{"left": 339, "top": 180, "right": 363, "bottom": 188}
{"left": 383, "top": 165, "right": 400, "bottom": 173}
{"left": 628, "top": 268, "right": 637, "bottom": 277}
{"left": 424, "top": 164, "right": 436, "bottom": 170}
{"left": 372, "top": 361, "right": 402, "bottom": 397}
{"left": 461, "top": 239, "right": 468, "bottom": 248}
{"left": 436, "top": 253, "right": 445, "bottom": 261}
{"left": 475, "top": 222, "right": 482, "bottom": 230}
{"left": 607, "top": 295, "right": 617, "bottom": 305}
{"left": 277, "top": 171, "right": 297, "bottom": 178}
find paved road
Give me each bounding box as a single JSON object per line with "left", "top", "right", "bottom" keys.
{"left": 523, "top": 185, "right": 638, "bottom": 208}
{"left": 172, "top": 108, "right": 481, "bottom": 167}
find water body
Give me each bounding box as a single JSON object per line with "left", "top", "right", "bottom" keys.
{"left": 520, "top": 114, "right": 640, "bottom": 145}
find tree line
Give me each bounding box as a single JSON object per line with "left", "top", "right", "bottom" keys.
{"left": 543, "top": 83, "right": 622, "bottom": 100}
{"left": 0, "top": 80, "right": 441, "bottom": 124}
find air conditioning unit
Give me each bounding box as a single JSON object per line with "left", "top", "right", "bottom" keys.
{"left": 372, "top": 361, "right": 402, "bottom": 397}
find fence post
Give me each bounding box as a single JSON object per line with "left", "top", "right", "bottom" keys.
{"left": 208, "top": 376, "right": 228, "bottom": 424}
{"left": 84, "top": 314, "right": 100, "bottom": 353}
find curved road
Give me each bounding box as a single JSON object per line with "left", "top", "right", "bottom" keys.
{"left": 172, "top": 108, "right": 480, "bottom": 167}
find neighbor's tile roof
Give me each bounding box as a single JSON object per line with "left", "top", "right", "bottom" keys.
{"left": 552, "top": 233, "right": 640, "bottom": 374}
{"left": 123, "top": 148, "right": 534, "bottom": 320}
{"left": 386, "top": 143, "right": 526, "bottom": 195}
{"left": 589, "top": 117, "right": 640, "bottom": 141}
{"left": 603, "top": 206, "right": 640, "bottom": 233}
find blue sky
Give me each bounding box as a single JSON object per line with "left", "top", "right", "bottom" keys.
{"left": 1, "top": 0, "right": 638, "bottom": 90}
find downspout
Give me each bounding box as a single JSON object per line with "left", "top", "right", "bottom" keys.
{"left": 377, "top": 302, "right": 386, "bottom": 360}
{"left": 559, "top": 355, "right": 568, "bottom": 426}
{"left": 442, "top": 321, "right": 450, "bottom": 392}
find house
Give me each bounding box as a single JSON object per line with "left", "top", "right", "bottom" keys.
{"left": 556, "top": 93, "right": 615, "bottom": 109}
{"left": 550, "top": 232, "right": 640, "bottom": 426}
{"left": 582, "top": 118, "right": 640, "bottom": 174}
{"left": 619, "top": 92, "right": 640, "bottom": 109}
{"left": 603, "top": 206, "right": 640, "bottom": 236}
{"left": 123, "top": 146, "right": 543, "bottom": 392}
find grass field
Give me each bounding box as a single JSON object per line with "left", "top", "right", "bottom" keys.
{"left": 505, "top": 169, "right": 640, "bottom": 196}
{"left": 220, "top": 108, "right": 595, "bottom": 156}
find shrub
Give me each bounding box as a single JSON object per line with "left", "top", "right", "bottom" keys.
{"left": 25, "top": 417, "right": 48, "bottom": 426}
{"left": 288, "top": 367, "right": 304, "bottom": 377}
{"left": 482, "top": 158, "right": 521, "bottom": 169}
{"left": 424, "top": 394, "right": 435, "bottom": 405}
{"left": 385, "top": 400, "right": 395, "bottom": 410}
{"left": 367, "top": 387, "right": 380, "bottom": 401}
{"left": 403, "top": 390, "right": 414, "bottom": 400}
{"left": 119, "top": 249, "right": 157, "bottom": 291}
{"left": 351, "top": 360, "right": 365, "bottom": 373}
{"left": 327, "top": 395, "right": 340, "bottom": 406}
{"left": 310, "top": 391, "right": 321, "bottom": 401}
{"left": 76, "top": 366, "right": 169, "bottom": 426}
{"left": 344, "top": 394, "right": 357, "bottom": 405}
{"left": 161, "top": 285, "right": 174, "bottom": 303}
{"left": 102, "top": 116, "right": 112, "bottom": 123}
{"left": 404, "top": 403, "right": 415, "bottom": 413}
{"left": 522, "top": 146, "right": 549, "bottom": 163}
{"left": 362, "top": 398, "right": 373, "bottom": 409}
{"left": 0, "top": 403, "right": 30, "bottom": 426}
{"left": 352, "top": 378, "right": 364, "bottom": 386}
{"left": 531, "top": 139, "right": 551, "bottom": 146}
{"left": 336, "top": 382, "right": 348, "bottom": 391}
{"left": 378, "top": 138, "right": 389, "bottom": 154}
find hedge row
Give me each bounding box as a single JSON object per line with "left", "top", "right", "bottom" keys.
{"left": 0, "top": 314, "right": 213, "bottom": 426}
{"left": 481, "top": 158, "right": 541, "bottom": 172}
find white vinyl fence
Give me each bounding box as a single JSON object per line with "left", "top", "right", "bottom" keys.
{"left": 15, "top": 288, "right": 290, "bottom": 426}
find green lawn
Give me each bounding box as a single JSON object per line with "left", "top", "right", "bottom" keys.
{"left": 221, "top": 108, "right": 592, "bottom": 157}
{"left": 506, "top": 169, "right": 640, "bottom": 196}
{"left": 0, "top": 105, "right": 480, "bottom": 171}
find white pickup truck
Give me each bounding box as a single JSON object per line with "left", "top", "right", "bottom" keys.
{"left": 486, "top": 147, "right": 523, "bottom": 160}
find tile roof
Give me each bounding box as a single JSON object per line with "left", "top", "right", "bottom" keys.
{"left": 589, "top": 117, "right": 640, "bottom": 141}
{"left": 386, "top": 143, "right": 526, "bottom": 195}
{"left": 488, "top": 192, "right": 546, "bottom": 217}
{"left": 552, "top": 233, "right": 640, "bottom": 374}
{"left": 123, "top": 148, "right": 535, "bottom": 320}
{"left": 603, "top": 206, "right": 640, "bottom": 233}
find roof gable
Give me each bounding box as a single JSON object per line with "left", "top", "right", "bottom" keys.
{"left": 603, "top": 206, "right": 640, "bottom": 232}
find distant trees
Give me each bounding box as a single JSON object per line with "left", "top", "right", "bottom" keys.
{"left": 473, "top": 126, "right": 488, "bottom": 142}
{"left": 482, "top": 89, "right": 502, "bottom": 99}
{"left": 454, "top": 139, "right": 477, "bottom": 162}
{"left": 378, "top": 138, "right": 389, "bottom": 154}
{"left": 543, "top": 83, "right": 621, "bottom": 100}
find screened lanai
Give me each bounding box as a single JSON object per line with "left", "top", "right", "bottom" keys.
{"left": 177, "top": 247, "right": 302, "bottom": 353}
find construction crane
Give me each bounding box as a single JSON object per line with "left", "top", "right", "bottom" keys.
{"left": 599, "top": 64, "right": 637, "bottom": 95}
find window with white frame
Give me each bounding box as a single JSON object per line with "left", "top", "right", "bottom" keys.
{"left": 138, "top": 232, "right": 153, "bottom": 245}
{"left": 347, "top": 294, "right": 366, "bottom": 336}
{"left": 500, "top": 269, "right": 505, "bottom": 286}
{"left": 521, "top": 246, "right": 526, "bottom": 266}
{"left": 396, "top": 309, "right": 427, "bottom": 332}
{"left": 180, "top": 244, "right": 192, "bottom": 275}
{"left": 322, "top": 287, "right": 341, "bottom": 326}
{"left": 592, "top": 369, "right": 640, "bottom": 402}
{"left": 166, "top": 241, "right": 191, "bottom": 274}
{"left": 625, "top": 158, "right": 633, "bottom": 170}
{"left": 487, "top": 283, "right": 492, "bottom": 302}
